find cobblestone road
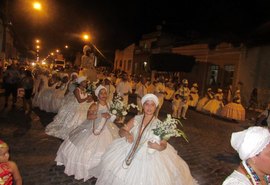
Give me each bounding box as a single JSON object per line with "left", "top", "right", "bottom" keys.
{"left": 0, "top": 96, "right": 259, "bottom": 185}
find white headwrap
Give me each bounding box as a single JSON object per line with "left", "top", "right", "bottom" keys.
{"left": 95, "top": 85, "right": 107, "bottom": 97}
{"left": 76, "top": 76, "right": 87, "bottom": 84}
{"left": 71, "top": 72, "right": 78, "bottom": 78}
{"left": 231, "top": 126, "right": 270, "bottom": 161}
{"left": 83, "top": 45, "right": 91, "bottom": 54}
{"left": 141, "top": 94, "right": 159, "bottom": 107}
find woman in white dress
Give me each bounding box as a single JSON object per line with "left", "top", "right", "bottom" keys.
{"left": 196, "top": 88, "right": 214, "bottom": 112}
{"left": 223, "top": 127, "right": 270, "bottom": 185}
{"left": 50, "top": 75, "right": 69, "bottom": 113}
{"left": 60, "top": 72, "right": 78, "bottom": 108}
{"left": 220, "top": 90, "right": 245, "bottom": 121}
{"left": 55, "top": 85, "right": 118, "bottom": 181}
{"left": 96, "top": 94, "right": 197, "bottom": 185}
{"left": 39, "top": 73, "right": 59, "bottom": 112}
{"left": 188, "top": 83, "right": 199, "bottom": 108}
{"left": 203, "top": 88, "right": 224, "bottom": 115}
{"left": 79, "top": 45, "right": 97, "bottom": 83}
{"left": 45, "top": 76, "right": 93, "bottom": 140}
{"left": 33, "top": 70, "right": 49, "bottom": 107}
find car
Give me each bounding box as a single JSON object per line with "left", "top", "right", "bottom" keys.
{"left": 53, "top": 59, "right": 65, "bottom": 71}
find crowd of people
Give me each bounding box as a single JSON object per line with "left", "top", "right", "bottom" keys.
{"left": 1, "top": 45, "right": 269, "bottom": 184}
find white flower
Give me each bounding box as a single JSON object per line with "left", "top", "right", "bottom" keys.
{"left": 112, "top": 109, "right": 117, "bottom": 115}
{"left": 122, "top": 111, "right": 128, "bottom": 116}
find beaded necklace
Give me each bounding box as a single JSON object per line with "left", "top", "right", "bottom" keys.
{"left": 92, "top": 103, "right": 109, "bottom": 136}
{"left": 241, "top": 161, "right": 270, "bottom": 185}
{"left": 123, "top": 114, "right": 155, "bottom": 167}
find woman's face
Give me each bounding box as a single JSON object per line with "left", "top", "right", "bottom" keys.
{"left": 143, "top": 100, "right": 157, "bottom": 115}
{"left": 98, "top": 89, "right": 108, "bottom": 101}
{"left": 254, "top": 143, "right": 270, "bottom": 174}
{"left": 0, "top": 147, "right": 9, "bottom": 162}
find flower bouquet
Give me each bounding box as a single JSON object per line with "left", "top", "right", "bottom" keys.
{"left": 86, "top": 81, "right": 97, "bottom": 96}
{"left": 110, "top": 94, "right": 139, "bottom": 124}
{"left": 149, "top": 114, "right": 188, "bottom": 153}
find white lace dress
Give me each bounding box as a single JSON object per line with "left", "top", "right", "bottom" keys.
{"left": 39, "top": 82, "right": 58, "bottom": 112}
{"left": 50, "top": 83, "right": 68, "bottom": 113}
{"left": 55, "top": 104, "right": 119, "bottom": 181}
{"left": 96, "top": 115, "right": 198, "bottom": 185}
{"left": 45, "top": 87, "right": 91, "bottom": 140}
{"left": 33, "top": 75, "right": 48, "bottom": 107}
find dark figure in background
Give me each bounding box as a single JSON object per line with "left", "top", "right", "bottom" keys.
{"left": 3, "top": 64, "right": 20, "bottom": 108}
{"left": 247, "top": 88, "right": 258, "bottom": 110}
{"left": 21, "top": 70, "right": 34, "bottom": 115}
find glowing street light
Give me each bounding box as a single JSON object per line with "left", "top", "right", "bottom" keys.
{"left": 50, "top": 52, "right": 54, "bottom": 56}
{"left": 65, "top": 45, "right": 69, "bottom": 49}
{"left": 82, "top": 34, "right": 90, "bottom": 41}
{"left": 33, "top": 2, "right": 42, "bottom": 11}
{"left": 56, "top": 49, "right": 60, "bottom": 53}
{"left": 36, "top": 39, "right": 40, "bottom": 43}
{"left": 36, "top": 45, "right": 40, "bottom": 49}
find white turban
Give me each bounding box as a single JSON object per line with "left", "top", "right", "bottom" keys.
{"left": 83, "top": 45, "right": 91, "bottom": 54}
{"left": 76, "top": 76, "right": 87, "bottom": 84}
{"left": 141, "top": 94, "right": 159, "bottom": 107}
{"left": 95, "top": 85, "right": 106, "bottom": 97}
{"left": 71, "top": 72, "right": 78, "bottom": 78}
{"left": 231, "top": 126, "right": 270, "bottom": 161}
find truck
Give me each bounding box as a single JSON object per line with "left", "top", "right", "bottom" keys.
{"left": 53, "top": 59, "right": 66, "bottom": 71}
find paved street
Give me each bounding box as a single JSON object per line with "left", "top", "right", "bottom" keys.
{"left": 0, "top": 96, "right": 259, "bottom": 185}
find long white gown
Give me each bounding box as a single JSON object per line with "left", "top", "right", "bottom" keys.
{"left": 33, "top": 74, "right": 48, "bottom": 107}
{"left": 39, "top": 81, "right": 58, "bottom": 112}
{"left": 50, "top": 83, "right": 68, "bottom": 113}
{"left": 96, "top": 115, "right": 198, "bottom": 185}
{"left": 55, "top": 104, "right": 119, "bottom": 181}
{"left": 45, "top": 87, "right": 91, "bottom": 140}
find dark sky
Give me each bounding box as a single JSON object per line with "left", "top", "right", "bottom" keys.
{"left": 6, "top": 0, "right": 270, "bottom": 60}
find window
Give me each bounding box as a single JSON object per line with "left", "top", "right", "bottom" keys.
{"left": 224, "top": 65, "right": 235, "bottom": 86}
{"left": 209, "top": 65, "right": 219, "bottom": 85}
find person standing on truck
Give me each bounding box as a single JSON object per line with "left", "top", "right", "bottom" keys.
{"left": 79, "top": 45, "right": 97, "bottom": 83}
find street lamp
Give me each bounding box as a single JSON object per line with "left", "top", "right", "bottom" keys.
{"left": 82, "top": 34, "right": 90, "bottom": 42}
{"left": 33, "top": 2, "right": 42, "bottom": 11}
{"left": 36, "top": 39, "right": 40, "bottom": 43}
{"left": 65, "top": 45, "right": 69, "bottom": 49}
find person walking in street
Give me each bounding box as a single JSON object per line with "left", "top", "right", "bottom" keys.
{"left": 175, "top": 79, "right": 190, "bottom": 120}
{"left": 96, "top": 94, "right": 198, "bottom": 185}
{"left": 80, "top": 45, "right": 97, "bottom": 83}
{"left": 45, "top": 76, "right": 93, "bottom": 140}
{"left": 103, "top": 77, "right": 115, "bottom": 103}
{"left": 135, "top": 76, "right": 147, "bottom": 113}
{"left": 223, "top": 126, "right": 270, "bottom": 185}
{"left": 188, "top": 83, "right": 199, "bottom": 108}
{"left": 221, "top": 90, "right": 246, "bottom": 121}
{"left": 203, "top": 88, "right": 224, "bottom": 115}
{"left": 154, "top": 76, "right": 166, "bottom": 117}
{"left": 20, "top": 70, "right": 34, "bottom": 115}
{"left": 55, "top": 85, "right": 118, "bottom": 181}
{"left": 3, "top": 64, "right": 20, "bottom": 108}
{"left": 196, "top": 88, "right": 214, "bottom": 112}
{"left": 116, "top": 73, "right": 132, "bottom": 107}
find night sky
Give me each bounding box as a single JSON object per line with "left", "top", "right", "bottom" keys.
{"left": 5, "top": 0, "right": 270, "bottom": 60}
